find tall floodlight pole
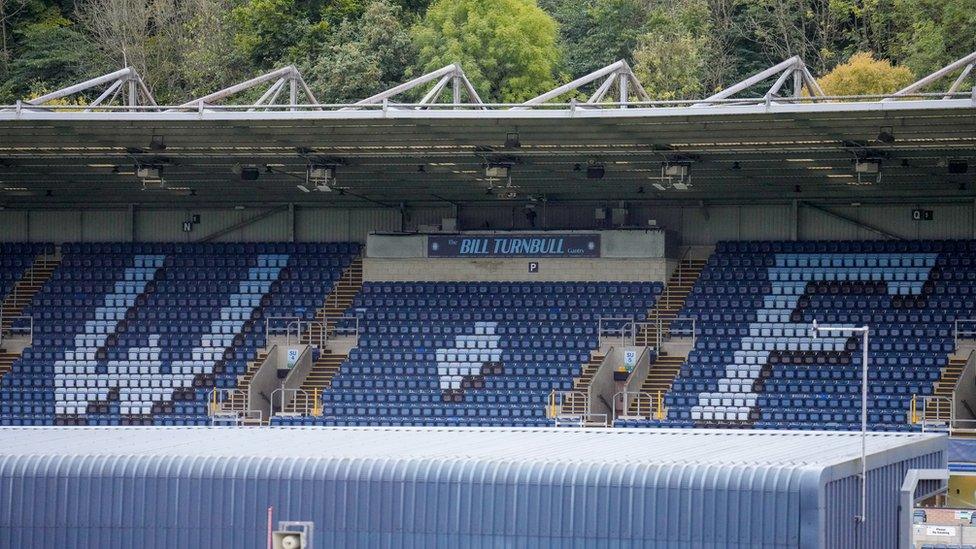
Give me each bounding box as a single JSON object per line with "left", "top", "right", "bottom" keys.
{"left": 811, "top": 320, "right": 869, "bottom": 523}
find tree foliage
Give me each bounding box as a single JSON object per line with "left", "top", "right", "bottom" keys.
{"left": 306, "top": 0, "right": 415, "bottom": 103}
{"left": 817, "top": 51, "right": 915, "bottom": 97}
{"left": 412, "top": 0, "right": 559, "bottom": 103}
{"left": 0, "top": 0, "right": 973, "bottom": 105}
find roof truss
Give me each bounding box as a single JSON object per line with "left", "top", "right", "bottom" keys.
{"left": 180, "top": 65, "right": 318, "bottom": 110}
{"left": 695, "top": 56, "right": 823, "bottom": 106}
{"left": 347, "top": 64, "right": 484, "bottom": 110}
{"left": 518, "top": 60, "right": 650, "bottom": 108}
{"left": 885, "top": 50, "right": 976, "bottom": 101}
{"left": 26, "top": 67, "right": 157, "bottom": 110}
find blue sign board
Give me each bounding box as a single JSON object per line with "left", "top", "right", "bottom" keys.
{"left": 428, "top": 234, "right": 600, "bottom": 258}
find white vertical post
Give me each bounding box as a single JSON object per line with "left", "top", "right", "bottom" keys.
{"left": 618, "top": 73, "right": 628, "bottom": 108}
{"left": 811, "top": 321, "right": 869, "bottom": 523}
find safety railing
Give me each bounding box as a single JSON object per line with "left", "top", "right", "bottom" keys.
{"left": 265, "top": 315, "right": 301, "bottom": 339}
{"left": 271, "top": 388, "right": 313, "bottom": 416}
{"left": 4, "top": 253, "right": 57, "bottom": 306}
{"left": 207, "top": 388, "right": 263, "bottom": 426}
{"left": 598, "top": 316, "right": 636, "bottom": 348}
{"left": 659, "top": 248, "right": 693, "bottom": 311}
{"left": 954, "top": 319, "right": 976, "bottom": 349}
{"left": 611, "top": 390, "right": 667, "bottom": 424}
{"left": 286, "top": 320, "right": 326, "bottom": 349}
{"left": 919, "top": 395, "right": 954, "bottom": 433}
{"left": 328, "top": 263, "right": 359, "bottom": 309}
{"left": 548, "top": 389, "right": 610, "bottom": 427}
{"left": 0, "top": 314, "right": 33, "bottom": 348}
{"left": 657, "top": 316, "right": 697, "bottom": 349}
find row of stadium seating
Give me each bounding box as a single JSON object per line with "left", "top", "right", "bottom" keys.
{"left": 0, "top": 242, "right": 360, "bottom": 425}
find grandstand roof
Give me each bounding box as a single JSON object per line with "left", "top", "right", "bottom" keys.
{"left": 0, "top": 55, "right": 972, "bottom": 207}
{"left": 0, "top": 426, "right": 943, "bottom": 468}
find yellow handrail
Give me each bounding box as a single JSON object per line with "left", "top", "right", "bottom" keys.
{"left": 655, "top": 390, "right": 666, "bottom": 420}
{"left": 311, "top": 388, "right": 322, "bottom": 416}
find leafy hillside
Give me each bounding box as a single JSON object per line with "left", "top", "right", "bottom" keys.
{"left": 0, "top": 0, "right": 972, "bottom": 104}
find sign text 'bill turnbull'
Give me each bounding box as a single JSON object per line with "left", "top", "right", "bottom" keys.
{"left": 428, "top": 234, "right": 601, "bottom": 258}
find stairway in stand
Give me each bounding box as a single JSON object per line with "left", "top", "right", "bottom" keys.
{"left": 925, "top": 355, "right": 968, "bottom": 426}
{"left": 0, "top": 351, "right": 19, "bottom": 384}
{"left": 0, "top": 254, "right": 60, "bottom": 385}
{"left": 0, "top": 254, "right": 60, "bottom": 334}
{"left": 281, "top": 255, "right": 365, "bottom": 416}
{"left": 635, "top": 258, "right": 706, "bottom": 347}
{"left": 223, "top": 350, "right": 269, "bottom": 417}
{"left": 558, "top": 353, "right": 605, "bottom": 417}
{"left": 283, "top": 351, "right": 347, "bottom": 414}
{"left": 306, "top": 255, "right": 364, "bottom": 344}
{"left": 628, "top": 354, "right": 686, "bottom": 417}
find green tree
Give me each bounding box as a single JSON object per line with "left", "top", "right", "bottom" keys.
{"left": 541, "top": 0, "right": 650, "bottom": 78}
{"left": 887, "top": 0, "right": 976, "bottom": 78}
{"left": 412, "top": 0, "right": 559, "bottom": 103}
{"left": 816, "top": 51, "right": 914, "bottom": 96}
{"left": 0, "top": 17, "right": 104, "bottom": 101}
{"left": 632, "top": 29, "right": 705, "bottom": 100}
{"left": 231, "top": 0, "right": 315, "bottom": 68}
{"left": 307, "top": 1, "right": 416, "bottom": 103}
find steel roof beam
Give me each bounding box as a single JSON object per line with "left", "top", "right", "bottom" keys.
{"left": 347, "top": 64, "right": 484, "bottom": 109}
{"left": 885, "top": 50, "right": 976, "bottom": 101}
{"left": 518, "top": 60, "right": 650, "bottom": 108}
{"left": 25, "top": 67, "right": 156, "bottom": 109}
{"left": 694, "top": 56, "right": 823, "bottom": 106}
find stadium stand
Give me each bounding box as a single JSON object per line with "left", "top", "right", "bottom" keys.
{"left": 0, "top": 243, "right": 57, "bottom": 379}
{"left": 2, "top": 238, "right": 975, "bottom": 432}
{"left": 0, "top": 242, "right": 359, "bottom": 426}
{"left": 273, "top": 280, "right": 664, "bottom": 426}
{"left": 619, "top": 240, "right": 973, "bottom": 432}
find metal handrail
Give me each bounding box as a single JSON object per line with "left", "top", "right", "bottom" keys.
{"left": 207, "top": 388, "right": 261, "bottom": 426}
{"left": 547, "top": 389, "right": 589, "bottom": 419}
{"left": 286, "top": 320, "right": 325, "bottom": 349}
{"left": 920, "top": 395, "right": 954, "bottom": 433}
{"left": 265, "top": 315, "right": 301, "bottom": 338}
{"left": 271, "top": 387, "right": 312, "bottom": 416}
{"left": 954, "top": 319, "right": 976, "bottom": 349}
{"left": 553, "top": 413, "right": 609, "bottom": 428}
{"left": 329, "top": 259, "right": 359, "bottom": 309}
{"left": 0, "top": 315, "right": 34, "bottom": 348}
{"left": 611, "top": 390, "right": 667, "bottom": 424}
{"left": 657, "top": 316, "right": 697, "bottom": 349}
{"left": 597, "top": 316, "right": 636, "bottom": 347}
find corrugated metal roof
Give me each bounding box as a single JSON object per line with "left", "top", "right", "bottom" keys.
{"left": 0, "top": 426, "right": 943, "bottom": 467}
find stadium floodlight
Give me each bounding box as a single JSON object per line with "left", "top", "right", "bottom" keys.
{"left": 663, "top": 164, "right": 689, "bottom": 178}
{"left": 298, "top": 164, "right": 337, "bottom": 192}
{"left": 137, "top": 166, "right": 162, "bottom": 179}
{"left": 810, "top": 320, "right": 870, "bottom": 524}
{"left": 854, "top": 160, "right": 881, "bottom": 185}
{"left": 485, "top": 164, "right": 510, "bottom": 179}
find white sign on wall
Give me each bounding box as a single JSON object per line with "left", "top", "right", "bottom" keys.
{"left": 623, "top": 350, "right": 638, "bottom": 368}
{"left": 955, "top": 510, "right": 972, "bottom": 521}
{"left": 286, "top": 349, "right": 300, "bottom": 369}
{"left": 926, "top": 525, "right": 957, "bottom": 537}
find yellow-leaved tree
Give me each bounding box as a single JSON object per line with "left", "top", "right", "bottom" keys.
{"left": 817, "top": 52, "right": 915, "bottom": 97}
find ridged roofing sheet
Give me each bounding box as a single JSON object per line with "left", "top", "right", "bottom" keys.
{"left": 0, "top": 426, "right": 942, "bottom": 466}
{"left": 0, "top": 426, "right": 948, "bottom": 548}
